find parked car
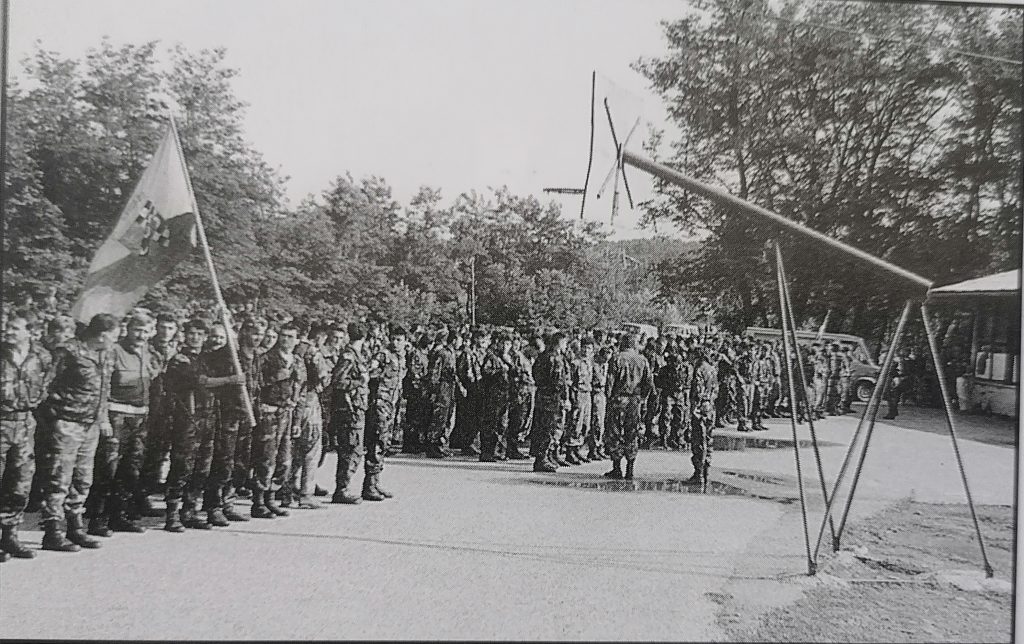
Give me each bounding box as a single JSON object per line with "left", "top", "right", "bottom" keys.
{"left": 662, "top": 323, "right": 701, "bottom": 338}
{"left": 744, "top": 326, "right": 882, "bottom": 402}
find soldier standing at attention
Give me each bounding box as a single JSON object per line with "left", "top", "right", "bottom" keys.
{"left": 86, "top": 312, "right": 161, "bottom": 536}
{"left": 288, "top": 323, "right": 331, "bottom": 509}
{"left": 603, "top": 334, "right": 654, "bottom": 480}
{"left": 479, "top": 330, "right": 514, "bottom": 463}
{"left": 135, "top": 312, "right": 180, "bottom": 518}
{"left": 0, "top": 312, "right": 53, "bottom": 560}
{"left": 454, "top": 329, "right": 486, "bottom": 455}
{"left": 160, "top": 319, "right": 212, "bottom": 532}
{"left": 531, "top": 332, "right": 570, "bottom": 473}
{"left": 588, "top": 346, "right": 609, "bottom": 461}
{"left": 658, "top": 340, "right": 693, "bottom": 450}
{"left": 686, "top": 346, "right": 719, "bottom": 485}
{"left": 330, "top": 323, "right": 370, "bottom": 504}
{"left": 826, "top": 343, "right": 845, "bottom": 416}
{"left": 251, "top": 321, "right": 305, "bottom": 518}
{"left": 425, "top": 330, "right": 463, "bottom": 459}
{"left": 363, "top": 326, "right": 407, "bottom": 500}
{"left": 840, "top": 346, "right": 854, "bottom": 414}
{"left": 565, "top": 337, "right": 595, "bottom": 464}
{"left": 402, "top": 334, "right": 431, "bottom": 454}
{"left": 506, "top": 334, "right": 536, "bottom": 461}
{"left": 735, "top": 342, "right": 755, "bottom": 433}
{"left": 38, "top": 313, "right": 119, "bottom": 552}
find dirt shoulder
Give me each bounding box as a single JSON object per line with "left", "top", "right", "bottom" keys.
{"left": 719, "top": 501, "right": 1015, "bottom": 643}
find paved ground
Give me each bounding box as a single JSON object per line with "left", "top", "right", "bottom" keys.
{"left": 0, "top": 405, "right": 1015, "bottom": 641}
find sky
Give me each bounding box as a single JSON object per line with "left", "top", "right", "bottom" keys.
{"left": 8, "top": 0, "right": 692, "bottom": 239}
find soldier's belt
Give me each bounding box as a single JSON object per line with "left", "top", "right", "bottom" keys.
{"left": 108, "top": 402, "right": 148, "bottom": 415}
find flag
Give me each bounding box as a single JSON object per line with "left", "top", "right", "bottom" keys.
{"left": 71, "top": 124, "right": 197, "bottom": 323}
{"left": 815, "top": 309, "right": 832, "bottom": 342}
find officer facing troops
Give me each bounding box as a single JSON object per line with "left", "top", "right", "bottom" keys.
{"left": 363, "top": 325, "right": 407, "bottom": 499}
{"left": 603, "top": 333, "right": 654, "bottom": 480}
{"left": 38, "top": 313, "right": 119, "bottom": 552}
{"left": 0, "top": 311, "right": 53, "bottom": 561}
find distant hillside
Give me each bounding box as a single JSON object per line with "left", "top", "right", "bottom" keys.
{"left": 600, "top": 237, "right": 701, "bottom": 269}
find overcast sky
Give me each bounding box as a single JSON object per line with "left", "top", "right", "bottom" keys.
{"left": 9, "top": 0, "right": 692, "bottom": 239}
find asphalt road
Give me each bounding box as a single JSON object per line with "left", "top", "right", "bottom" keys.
{"left": 0, "top": 409, "right": 1014, "bottom": 640}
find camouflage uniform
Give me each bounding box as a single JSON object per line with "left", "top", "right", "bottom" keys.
{"left": 507, "top": 348, "right": 535, "bottom": 455}
{"left": 566, "top": 354, "right": 593, "bottom": 449}
{"left": 530, "top": 347, "right": 569, "bottom": 461}
{"left": 754, "top": 351, "right": 774, "bottom": 429}
{"left": 38, "top": 340, "right": 113, "bottom": 526}
{"left": 479, "top": 348, "right": 513, "bottom": 460}
{"left": 161, "top": 346, "right": 205, "bottom": 507}
{"left": 826, "top": 348, "right": 844, "bottom": 415}
{"left": 605, "top": 348, "right": 654, "bottom": 461}
{"left": 291, "top": 342, "right": 330, "bottom": 500}
{"left": 716, "top": 349, "right": 739, "bottom": 427}
{"left": 690, "top": 357, "right": 719, "bottom": 478}
{"left": 138, "top": 337, "right": 177, "bottom": 501}
{"left": 1, "top": 342, "right": 52, "bottom": 528}
{"left": 642, "top": 346, "right": 666, "bottom": 440}
{"left": 365, "top": 346, "right": 403, "bottom": 475}
{"left": 588, "top": 358, "right": 608, "bottom": 455}
{"left": 252, "top": 347, "right": 305, "bottom": 494}
{"left": 453, "top": 344, "right": 484, "bottom": 451}
{"left": 330, "top": 344, "right": 369, "bottom": 494}
{"left": 425, "top": 344, "right": 458, "bottom": 452}
{"left": 402, "top": 344, "right": 431, "bottom": 452}
{"left": 87, "top": 338, "right": 160, "bottom": 525}
{"left": 657, "top": 350, "right": 693, "bottom": 447}
{"left": 226, "top": 345, "right": 262, "bottom": 505}
{"left": 840, "top": 351, "right": 854, "bottom": 413}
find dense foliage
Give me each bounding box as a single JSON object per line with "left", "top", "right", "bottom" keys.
{"left": 635, "top": 0, "right": 1022, "bottom": 345}
{"left": 3, "top": 39, "right": 689, "bottom": 329}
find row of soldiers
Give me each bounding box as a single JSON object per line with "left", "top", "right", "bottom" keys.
{"left": 0, "top": 301, "right": 860, "bottom": 562}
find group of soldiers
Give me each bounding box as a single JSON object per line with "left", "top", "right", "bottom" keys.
{"left": 0, "top": 299, "right": 861, "bottom": 562}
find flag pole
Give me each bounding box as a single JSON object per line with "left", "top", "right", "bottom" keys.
{"left": 168, "top": 116, "right": 257, "bottom": 429}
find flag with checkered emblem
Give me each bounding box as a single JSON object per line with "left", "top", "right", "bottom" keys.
{"left": 72, "top": 124, "right": 198, "bottom": 323}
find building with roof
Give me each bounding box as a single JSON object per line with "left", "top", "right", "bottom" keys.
{"left": 928, "top": 269, "right": 1021, "bottom": 417}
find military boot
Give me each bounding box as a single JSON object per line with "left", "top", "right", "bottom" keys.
{"left": 1, "top": 525, "right": 36, "bottom": 559}
{"left": 552, "top": 448, "right": 569, "bottom": 467}
{"left": 332, "top": 455, "right": 363, "bottom": 504}
{"left": 110, "top": 506, "right": 145, "bottom": 533}
{"left": 532, "top": 457, "right": 557, "bottom": 473}
{"left": 250, "top": 492, "right": 275, "bottom": 519}
{"left": 603, "top": 460, "right": 623, "bottom": 479}
{"left": 683, "top": 470, "right": 704, "bottom": 485}
{"left": 41, "top": 521, "right": 80, "bottom": 552}
{"left": 134, "top": 493, "right": 164, "bottom": 518}
{"left": 182, "top": 507, "right": 213, "bottom": 529}
{"left": 66, "top": 513, "right": 101, "bottom": 549}
{"left": 222, "top": 501, "right": 250, "bottom": 522}
{"left": 0, "top": 550, "right": 9, "bottom": 562}
{"left": 264, "top": 491, "right": 290, "bottom": 517}
{"left": 372, "top": 476, "right": 394, "bottom": 499}
{"left": 313, "top": 485, "right": 330, "bottom": 497}
{"left": 87, "top": 514, "right": 114, "bottom": 538}
{"left": 362, "top": 475, "right": 386, "bottom": 502}
{"left": 207, "top": 507, "right": 230, "bottom": 527}
{"left": 164, "top": 501, "right": 185, "bottom": 533}
{"left": 624, "top": 459, "right": 635, "bottom": 480}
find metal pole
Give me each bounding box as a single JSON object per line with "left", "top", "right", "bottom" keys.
{"left": 774, "top": 242, "right": 814, "bottom": 575}
{"left": 1, "top": 0, "right": 9, "bottom": 249}
{"left": 169, "top": 117, "right": 257, "bottom": 429}
{"left": 921, "top": 303, "right": 994, "bottom": 577}
{"left": 812, "top": 300, "right": 913, "bottom": 561}
{"left": 621, "top": 150, "right": 934, "bottom": 291}
{"left": 776, "top": 243, "right": 837, "bottom": 549}
{"left": 579, "top": 71, "right": 596, "bottom": 220}
{"left": 834, "top": 300, "right": 915, "bottom": 548}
